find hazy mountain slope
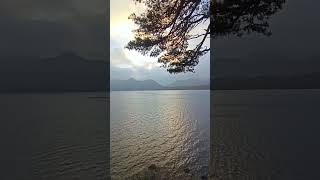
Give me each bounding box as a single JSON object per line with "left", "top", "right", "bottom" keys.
{"left": 168, "top": 79, "right": 209, "bottom": 87}
{"left": 213, "top": 73, "right": 320, "bottom": 90}
{"left": 0, "top": 52, "right": 108, "bottom": 92}
{"left": 111, "top": 78, "right": 164, "bottom": 91}
{"left": 111, "top": 78, "right": 210, "bottom": 91}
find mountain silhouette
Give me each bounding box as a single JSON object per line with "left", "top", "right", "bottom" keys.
{"left": 0, "top": 52, "right": 108, "bottom": 92}
{"left": 168, "top": 79, "right": 209, "bottom": 88}
{"left": 111, "top": 78, "right": 164, "bottom": 91}
{"left": 111, "top": 78, "right": 210, "bottom": 91}
{"left": 213, "top": 72, "right": 320, "bottom": 90}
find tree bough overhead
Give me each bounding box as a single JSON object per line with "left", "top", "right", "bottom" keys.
{"left": 126, "top": 0, "right": 286, "bottom": 73}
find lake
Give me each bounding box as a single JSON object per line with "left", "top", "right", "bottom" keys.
{"left": 4, "top": 89, "right": 320, "bottom": 179}
{"left": 210, "top": 89, "right": 320, "bottom": 179}
{"left": 111, "top": 90, "right": 210, "bottom": 179}
{"left": 0, "top": 92, "right": 109, "bottom": 180}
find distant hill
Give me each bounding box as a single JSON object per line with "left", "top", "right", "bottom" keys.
{"left": 111, "top": 78, "right": 164, "bottom": 91}
{"left": 0, "top": 52, "right": 108, "bottom": 92}
{"left": 211, "top": 57, "right": 320, "bottom": 90}
{"left": 212, "top": 72, "right": 320, "bottom": 90}
{"left": 111, "top": 78, "right": 210, "bottom": 91}
{"left": 168, "top": 79, "right": 209, "bottom": 88}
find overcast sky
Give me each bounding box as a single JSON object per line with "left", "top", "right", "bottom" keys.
{"left": 212, "top": 0, "right": 320, "bottom": 78}
{"left": 0, "top": 0, "right": 108, "bottom": 59}
{"left": 110, "top": 0, "right": 210, "bottom": 85}
{"left": 1, "top": 0, "right": 318, "bottom": 83}
{"left": 0, "top": 0, "right": 209, "bottom": 85}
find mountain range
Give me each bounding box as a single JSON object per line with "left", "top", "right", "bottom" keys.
{"left": 167, "top": 79, "right": 209, "bottom": 88}
{"left": 2, "top": 52, "right": 320, "bottom": 92}
{"left": 0, "top": 52, "right": 108, "bottom": 92}
{"left": 211, "top": 56, "right": 320, "bottom": 90}
{"left": 111, "top": 78, "right": 210, "bottom": 91}
{"left": 212, "top": 73, "right": 320, "bottom": 90}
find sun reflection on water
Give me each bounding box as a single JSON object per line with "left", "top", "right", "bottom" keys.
{"left": 111, "top": 90, "right": 209, "bottom": 179}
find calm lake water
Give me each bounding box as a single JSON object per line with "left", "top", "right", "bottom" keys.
{"left": 0, "top": 93, "right": 109, "bottom": 180}
{"left": 111, "top": 90, "right": 210, "bottom": 179}
{"left": 2, "top": 90, "right": 320, "bottom": 179}
{"left": 210, "top": 89, "right": 320, "bottom": 179}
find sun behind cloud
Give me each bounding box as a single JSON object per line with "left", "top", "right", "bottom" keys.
{"left": 110, "top": 0, "right": 158, "bottom": 70}
{"left": 110, "top": 0, "right": 210, "bottom": 82}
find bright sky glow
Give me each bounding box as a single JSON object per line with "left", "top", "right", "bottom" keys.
{"left": 110, "top": 0, "right": 210, "bottom": 84}
{"left": 110, "top": 0, "right": 158, "bottom": 69}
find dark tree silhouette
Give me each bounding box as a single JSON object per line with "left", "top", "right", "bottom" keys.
{"left": 126, "top": 0, "right": 286, "bottom": 73}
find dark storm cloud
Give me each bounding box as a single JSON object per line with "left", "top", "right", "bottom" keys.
{"left": 212, "top": 0, "right": 320, "bottom": 77}
{"left": 0, "top": 0, "right": 106, "bottom": 19}
{"left": 0, "top": 0, "right": 108, "bottom": 59}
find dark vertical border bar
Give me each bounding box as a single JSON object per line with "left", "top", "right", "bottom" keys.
{"left": 0, "top": 0, "right": 111, "bottom": 179}
{"left": 106, "top": 0, "right": 111, "bottom": 179}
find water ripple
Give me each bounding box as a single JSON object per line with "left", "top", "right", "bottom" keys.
{"left": 111, "top": 90, "right": 210, "bottom": 179}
